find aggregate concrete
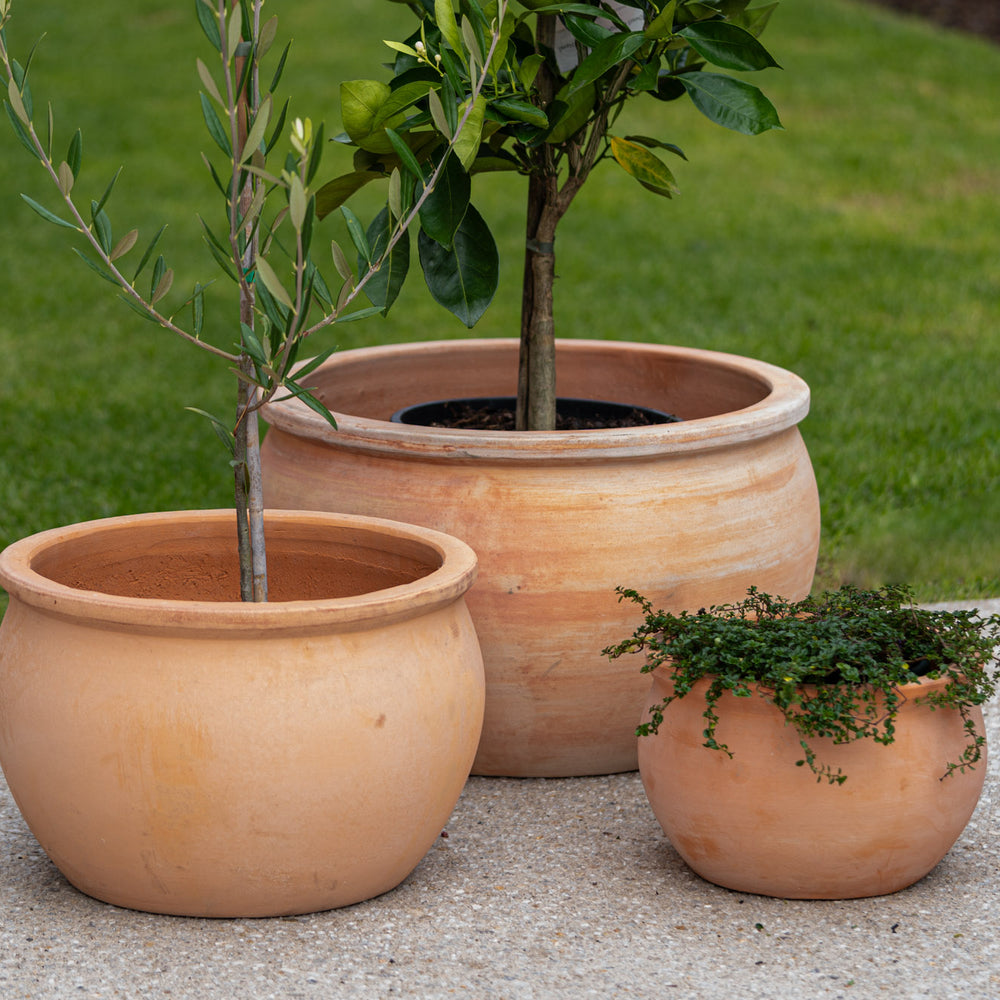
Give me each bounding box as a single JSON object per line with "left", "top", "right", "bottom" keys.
{"left": 2, "top": 601, "right": 998, "bottom": 1000}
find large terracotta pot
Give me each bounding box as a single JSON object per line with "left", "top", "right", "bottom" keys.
{"left": 0, "top": 509, "right": 484, "bottom": 917}
{"left": 260, "top": 338, "right": 821, "bottom": 777}
{"left": 637, "top": 673, "right": 987, "bottom": 899}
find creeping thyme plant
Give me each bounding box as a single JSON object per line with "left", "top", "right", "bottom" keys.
{"left": 0, "top": 0, "right": 509, "bottom": 599}
{"left": 607, "top": 585, "right": 1000, "bottom": 784}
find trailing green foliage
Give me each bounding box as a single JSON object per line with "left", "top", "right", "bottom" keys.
{"left": 608, "top": 585, "right": 1000, "bottom": 785}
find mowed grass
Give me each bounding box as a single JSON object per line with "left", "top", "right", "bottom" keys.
{"left": 0, "top": 0, "right": 998, "bottom": 611}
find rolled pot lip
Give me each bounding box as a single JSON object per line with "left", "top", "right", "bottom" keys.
{"left": 0, "top": 509, "right": 478, "bottom": 635}
{"left": 261, "top": 339, "right": 812, "bottom": 462}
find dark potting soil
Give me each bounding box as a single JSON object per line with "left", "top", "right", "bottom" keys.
{"left": 404, "top": 399, "right": 680, "bottom": 431}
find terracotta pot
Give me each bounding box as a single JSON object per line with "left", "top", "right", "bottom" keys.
{"left": 0, "top": 510, "right": 484, "bottom": 917}
{"left": 260, "top": 338, "right": 821, "bottom": 777}
{"left": 637, "top": 673, "right": 987, "bottom": 899}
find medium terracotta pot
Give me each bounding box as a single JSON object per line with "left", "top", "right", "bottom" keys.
{"left": 260, "top": 338, "right": 821, "bottom": 777}
{"left": 0, "top": 509, "right": 484, "bottom": 917}
{"left": 637, "top": 673, "right": 987, "bottom": 899}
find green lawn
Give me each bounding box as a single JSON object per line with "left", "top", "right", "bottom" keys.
{"left": 1, "top": 0, "right": 998, "bottom": 606}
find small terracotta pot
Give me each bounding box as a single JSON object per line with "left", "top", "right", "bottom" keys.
{"left": 0, "top": 510, "right": 484, "bottom": 917}
{"left": 637, "top": 673, "right": 987, "bottom": 899}
{"left": 260, "top": 339, "right": 821, "bottom": 777}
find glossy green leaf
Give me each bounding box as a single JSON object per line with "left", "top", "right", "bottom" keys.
{"left": 340, "top": 79, "right": 399, "bottom": 153}
{"left": 417, "top": 204, "right": 498, "bottom": 328}
{"left": 680, "top": 72, "right": 782, "bottom": 135}
{"left": 315, "top": 170, "right": 381, "bottom": 219}
{"left": 546, "top": 82, "right": 595, "bottom": 144}
{"left": 678, "top": 22, "right": 780, "bottom": 72}
{"left": 435, "top": 0, "right": 463, "bottom": 55}
{"left": 453, "top": 94, "right": 485, "bottom": 171}
{"left": 645, "top": 0, "right": 677, "bottom": 39}
{"left": 566, "top": 32, "right": 647, "bottom": 97}
{"left": 610, "top": 136, "right": 677, "bottom": 196}
{"left": 491, "top": 97, "right": 548, "bottom": 129}
{"left": 362, "top": 207, "right": 411, "bottom": 314}
{"left": 625, "top": 134, "right": 687, "bottom": 159}
{"left": 419, "top": 152, "right": 470, "bottom": 248}
{"left": 562, "top": 13, "right": 614, "bottom": 49}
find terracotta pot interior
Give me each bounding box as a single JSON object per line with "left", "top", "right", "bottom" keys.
{"left": 310, "top": 343, "right": 771, "bottom": 423}
{"left": 30, "top": 525, "right": 440, "bottom": 602}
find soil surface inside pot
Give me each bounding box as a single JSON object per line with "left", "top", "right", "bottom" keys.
{"left": 392, "top": 396, "right": 682, "bottom": 431}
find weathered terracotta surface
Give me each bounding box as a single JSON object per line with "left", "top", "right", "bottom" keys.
{"left": 260, "top": 339, "right": 821, "bottom": 777}
{"left": 0, "top": 510, "right": 484, "bottom": 917}
{"left": 637, "top": 673, "right": 987, "bottom": 899}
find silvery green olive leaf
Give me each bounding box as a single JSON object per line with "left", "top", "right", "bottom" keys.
{"left": 419, "top": 152, "right": 470, "bottom": 248}
{"left": 678, "top": 22, "right": 780, "bottom": 72}
{"left": 281, "top": 383, "right": 338, "bottom": 430}
{"left": 340, "top": 205, "right": 372, "bottom": 264}
{"left": 267, "top": 41, "right": 291, "bottom": 95}
{"left": 254, "top": 255, "right": 295, "bottom": 310}
{"left": 333, "top": 304, "right": 384, "bottom": 324}
{"left": 609, "top": 136, "right": 677, "bottom": 196}
{"left": 91, "top": 208, "right": 113, "bottom": 255}
{"left": 265, "top": 98, "right": 289, "bottom": 155}
{"left": 238, "top": 94, "right": 271, "bottom": 165}
{"left": 150, "top": 254, "right": 166, "bottom": 299}
{"left": 132, "top": 224, "right": 167, "bottom": 282}
{"left": 5, "top": 103, "right": 38, "bottom": 158}
{"left": 330, "top": 238, "right": 354, "bottom": 282}
{"left": 417, "top": 203, "right": 498, "bottom": 328}
{"left": 151, "top": 267, "right": 174, "bottom": 305}
{"left": 239, "top": 322, "right": 269, "bottom": 365}
{"left": 6, "top": 74, "right": 28, "bottom": 124}
{"left": 70, "top": 247, "right": 117, "bottom": 284}
{"left": 196, "top": 58, "right": 223, "bottom": 106}
{"left": 110, "top": 228, "right": 139, "bottom": 262}
{"left": 428, "top": 88, "right": 452, "bottom": 140}
{"left": 461, "top": 16, "right": 484, "bottom": 67}
{"left": 91, "top": 167, "right": 123, "bottom": 219}
{"left": 185, "top": 407, "right": 235, "bottom": 456}
{"left": 305, "top": 121, "right": 325, "bottom": 183}
{"left": 384, "top": 127, "right": 425, "bottom": 185}
{"left": 56, "top": 161, "right": 73, "bottom": 195}
{"left": 195, "top": 0, "right": 222, "bottom": 50}
{"left": 226, "top": 5, "right": 242, "bottom": 62}
{"left": 288, "top": 345, "right": 340, "bottom": 382}
{"left": 191, "top": 282, "right": 206, "bottom": 338}
{"left": 200, "top": 92, "right": 232, "bottom": 156}
{"left": 566, "top": 32, "right": 647, "bottom": 97}
{"left": 257, "top": 14, "right": 278, "bottom": 60}
{"left": 362, "top": 207, "right": 411, "bottom": 314}
{"left": 66, "top": 128, "right": 82, "bottom": 178}
{"left": 679, "top": 71, "right": 782, "bottom": 134}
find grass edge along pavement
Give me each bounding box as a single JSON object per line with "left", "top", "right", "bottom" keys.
{"left": 0, "top": 0, "right": 998, "bottom": 613}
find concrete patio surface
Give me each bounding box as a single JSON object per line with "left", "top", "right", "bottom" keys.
{"left": 1, "top": 601, "right": 998, "bottom": 1000}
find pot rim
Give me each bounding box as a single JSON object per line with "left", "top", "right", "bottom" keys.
{"left": 0, "top": 509, "right": 478, "bottom": 635}
{"left": 262, "top": 339, "right": 812, "bottom": 462}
